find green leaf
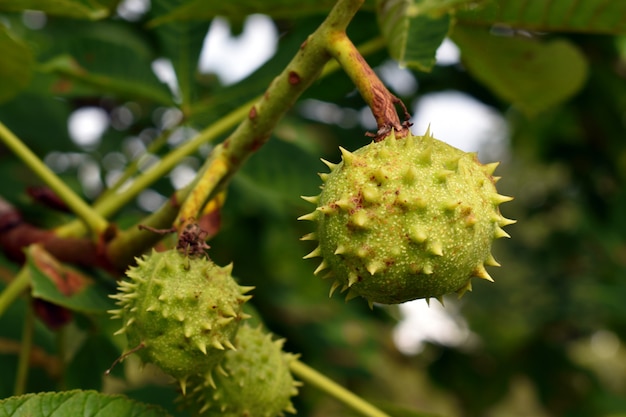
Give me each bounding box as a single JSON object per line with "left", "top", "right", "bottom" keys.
{"left": 0, "top": 88, "right": 75, "bottom": 155}
{"left": 0, "top": 24, "right": 34, "bottom": 104}
{"left": 26, "top": 245, "right": 116, "bottom": 315}
{"left": 35, "top": 21, "right": 173, "bottom": 104}
{"left": 0, "top": 0, "right": 109, "bottom": 19}
{"left": 457, "top": 0, "right": 626, "bottom": 34}
{"left": 148, "top": 0, "right": 376, "bottom": 26}
{"left": 0, "top": 390, "right": 172, "bottom": 417}
{"left": 396, "top": 0, "right": 481, "bottom": 16}
{"left": 39, "top": 55, "right": 173, "bottom": 105}
{"left": 376, "top": 0, "right": 472, "bottom": 71}
{"left": 451, "top": 26, "right": 588, "bottom": 115}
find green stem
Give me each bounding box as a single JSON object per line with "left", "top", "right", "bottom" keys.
{"left": 14, "top": 295, "right": 34, "bottom": 396}
{"left": 290, "top": 359, "right": 391, "bottom": 417}
{"left": 0, "top": 122, "right": 109, "bottom": 235}
{"left": 0, "top": 267, "right": 30, "bottom": 319}
{"left": 326, "top": 33, "right": 409, "bottom": 140}
{"left": 176, "top": 0, "right": 365, "bottom": 224}
{"left": 320, "top": 36, "right": 385, "bottom": 78}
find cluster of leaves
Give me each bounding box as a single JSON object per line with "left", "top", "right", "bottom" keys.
{"left": 1, "top": 0, "right": 626, "bottom": 416}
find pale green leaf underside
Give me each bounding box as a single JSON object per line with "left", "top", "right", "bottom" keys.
{"left": 0, "top": 0, "right": 108, "bottom": 19}
{"left": 0, "top": 25, "right": 34, "bottom": 104}
{"left": 452, "top": 26, "right": 588, "bottom": 115}
{"left": 0, "top": 390, "right": 171, "bottom": 417}
{"left": 376, "top": 0, "right": 475, "bottom": 71}
{"left": 458, "top": 0, "right": 626, "bottom": 34}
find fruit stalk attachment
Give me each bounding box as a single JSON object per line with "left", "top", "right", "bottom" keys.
{"left": 326, "top": 33, "right": 411, "bottom": 141}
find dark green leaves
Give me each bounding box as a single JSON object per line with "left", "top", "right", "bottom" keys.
{"left": 38, "top": 21, "right": 173, "bottom": 105}
{"left": 376, "top": 0, "right": 623, "bottom": 113}
{"left": 0, "top": 24, "right": 34, "bottom": 104}
{"left": 452, "top": 26, "right": 588, "bottom": 115}
{"left": 458, "top": 0, "right": 626, "bottom": 34}
{"left": 148, "top": 0, "right": 343, "bottom": 26}
{"left": 0, "top": 0, "right": 109, "bottom": 20}
{"left": 0, "top": 390, "right": 171, "bottom": 417}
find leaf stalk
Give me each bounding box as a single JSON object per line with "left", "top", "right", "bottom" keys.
{"left": 290, "top": 359, "right": 391, "bottom": 417}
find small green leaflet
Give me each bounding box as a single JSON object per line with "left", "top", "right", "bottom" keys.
{"left": 0, "top": 25, "right": 34, "bottom": 104}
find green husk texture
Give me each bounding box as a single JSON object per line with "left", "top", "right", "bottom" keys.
{"left": 109, "top": 249, "right": 253, "bottom": 382}
{"left": 179, "top": 324, "right": 300, "bottom": 417}
{"left": 300, "top": 130, "right": 515, "bottom": 304}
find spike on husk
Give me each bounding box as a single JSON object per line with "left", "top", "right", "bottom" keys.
{"left": 300, "top": 195, "right": 319, "bottom": 204}
{"left": 473, "top": 264, "right": 494, "bottom": 282}
{"left": 303, "top": 246, "right": 321, "bottom": 259}
{"left": 339, "top": 146, "right": 356, "bottom": 165}
{"left": 297, "top": 211, "right": 318, "bottom": 222}
{"left": 329, "top": 280, "right": 341, "bottom": 297}
{"left": 320, "top": 158, "right": 337, "bottom": 170}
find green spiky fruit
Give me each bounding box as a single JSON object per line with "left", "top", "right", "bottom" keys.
{"left": 179, "top": 324, "right": 300, "bottom": 417}
{"left": 299, "top": 129, "right": 515, "bottom": 305}
{"left": 109, "top": 249, "right": 254, "bottom": 387}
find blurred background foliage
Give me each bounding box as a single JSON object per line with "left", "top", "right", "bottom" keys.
{"left": 1, "top": 0, "right": 626, "bottom": 416}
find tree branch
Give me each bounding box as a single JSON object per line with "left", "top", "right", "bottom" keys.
{"left": 176, "top": 0, "right": 366, "bottom": 226}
